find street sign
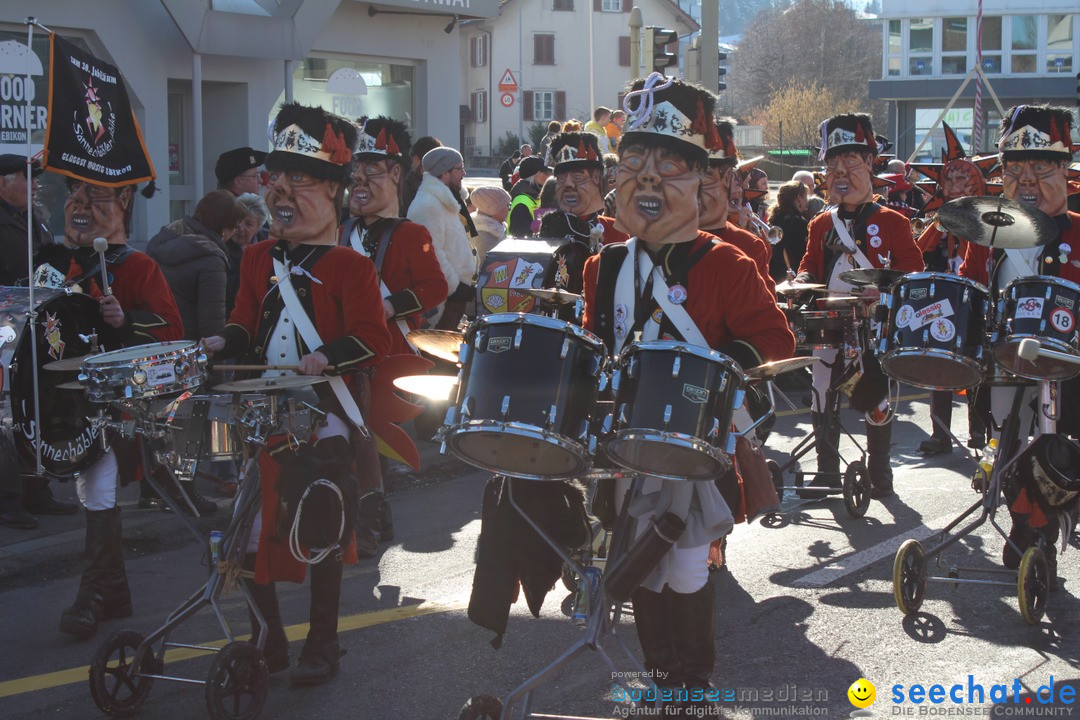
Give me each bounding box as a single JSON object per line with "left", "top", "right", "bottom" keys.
{"left": 500, "top": 93, "right": 515, "bottom": 108}
{"left": 497, "top": 69, "right": 518, "bottom": 93}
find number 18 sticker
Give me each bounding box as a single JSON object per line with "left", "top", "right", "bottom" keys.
{"left": 1051, "top": 308, "right": 1074, "bottom": 333}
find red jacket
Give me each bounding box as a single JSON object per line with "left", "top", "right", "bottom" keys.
{"left": 705, "top": 223, "right": 776, "bottom": 296}
{"left": 798, "top": 203, "right": 924, "bottom": 282}
{"left": 583, "top": 231, "right": 794, "bottom": 369}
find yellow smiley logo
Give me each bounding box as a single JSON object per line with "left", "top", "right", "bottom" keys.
{"left": 848, "top": 678, "right": 876, "bottom": 709}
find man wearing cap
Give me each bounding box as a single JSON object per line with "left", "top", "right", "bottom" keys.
{"left": 506, "top": 156, "right": 552, "bottom": 237}
{"left": 958, "top": 104, "right": 1080, "bottom": 582}
{"left": 537, "top": 131, "right": 627, "bottom": 294}
{"left": 795, "top": 113, "right": 923, "bottom": 500}
{"left": 215, "top": 146, "right": 267, "bottom": 197}
{"left": 203, "top": 102, "right": 391, "bottom": 685}
{"left": 407, "top": 146, "right": 477, "bottom": 328}
{"left": 582, "top": 74, "right": 793, "bottom": 707}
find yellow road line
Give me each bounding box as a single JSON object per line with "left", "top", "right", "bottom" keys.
{"left": 774, "top": 392, "right": 930, "bottom": 417}
{"left": 0, "top": 600, "right": 464, "bottom": 699}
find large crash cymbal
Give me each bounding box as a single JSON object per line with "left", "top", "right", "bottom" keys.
{"left": 392, "top": 374, "right": 458, "bottom": 401}
{"left": 406, "top": 329, "right": 463, "bottom": 364}
{"left": 936, "top": 196, "right": 1057, "bottom": 249}
{"left": 55, "top": 380, "right": 86, "bottom": 391}
{"left": 43, "top": 354, "right": 93, "bottom": 371}
{"left": 838, "top": 268, "right": 906, "bottom": 287}
{"left": 519, "top": 287, "right": 584, "bottom": 306}
{"left": 744, "top": 356, "right": 818, "bottom": 381}
{"left": 213, "top": 376, "right": 327, "bottom": 393}
{"left": 775, "top": 280, "right": 826, "bottom": 296}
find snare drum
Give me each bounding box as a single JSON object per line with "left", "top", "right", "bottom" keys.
{"left": 161, "top": 395, "right": 243, "bottom": 462}
{"left": 603, "top": 341, "right": 744, "bottom": 481}
{"left": 879, "top": 272, "right": 990, "bottom": 391}
{"left": 994, "top": 276, "right": 1080, "bottom": 381}
{"left": 443, "top": 313, "right": 605, "bottom": 480}
{"left": 79, "top": 341, "right": 206, "bottom": 403}
{"left": 798, "top": 310, "right": 859, "bottom": 351}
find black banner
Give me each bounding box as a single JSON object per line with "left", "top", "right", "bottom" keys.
{"left": 42, "top": 34, "right": 154, "bottom": 187}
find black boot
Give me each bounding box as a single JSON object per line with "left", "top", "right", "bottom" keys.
{"left": 804, "top": 411, "right": 841, "bottom": 495}
{"left": 291, "top": 557, "right": 344, "bottom": 686}
{"left": 241, "top": 554, "right": 290, "bottom": 673}
{"left": 171, "top": 479, "right": 218, "bottom": 517}
{"left": 23, "top": 476, "right": 79, "bottom": 515}
{"left": 1002, "top": 511, "right": 1033, "bottom": 570}
{"left": 137, "top": 477, "right": 163, "bottom": 510}
{"left": 866, "top": 420, "right": 894, "bottom": 499}
{"left": 919, "top": 391, "right": 953, "bottom": 454}
{"left": 630, "top": 587, "right": 682, "bottom": 708}
{"left": 670, "top": 582, "right": 718, "bottom": 708}
{"left": 98, "top": 507, "right": 132, "bottom": 620}
{"left": 59, "top": 508, "right": 115, "bottom": 638}
{"left": 355, "top": 492, "right": 383, "bottom": 559}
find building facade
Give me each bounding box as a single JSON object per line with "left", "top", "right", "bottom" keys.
{"left": 870, "top": 0, "right": 1078, "bottom": 161}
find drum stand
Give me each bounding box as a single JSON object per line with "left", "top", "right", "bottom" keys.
{"left": 461, "top": 473, "right": 671, "bottom": 720}
{"left": 87, "top": 400, "right": 289, "bottom": 720}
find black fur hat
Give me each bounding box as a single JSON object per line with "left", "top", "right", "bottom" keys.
{"left": 549, "top": 132, "right": 603, "bottom": 173}
{"left": 619, "top": 73, "right": 721, "bottom": 166}
{"left": 355, "top": 116, "right": 412, "bottom": 165}
{"left": 707, "top": 116, "right": 738, "bottom": 167}
{"left": 998, "top": 104, "right": 1076, "bottom": 160}
{"left": 266, "top": 102, "right": 358, "bottom": 183}
{"left": 818, "top": 113, "right": 878, "bottom": 160}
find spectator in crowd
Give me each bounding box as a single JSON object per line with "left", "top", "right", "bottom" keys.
{"left": 766, "top": 181, "right": 810, "bottom": 282}
{"left": 469, "top": 185, "right": 512, "bottom": 263}
{"left": 745, "top": 167, "right": 770, "bottom": 217}
{"left": 499, "top": 150, "right": 521, "bottom": 192}
{"left": 508, "top": 144, "right": 534, "bottom": 187}
{"left": 506, "top": 157, "right": 552, "bottom": 237}
{"left": 605, "top": 109, "right": 625, "bottom": 152}
{"left": 531, "top": 176, "right": 558, "bottom": 234}
{"left": 562, "top": 119, "right": 582, "bottom": 132}
{"left": 401, "top": 135, "right": 442, "bottom": 213}
{"left": 583, "top": 106, "right": 613, "bottom": 154}
{"left": 792, "top": 169, "right": 826, "bottom": 218}
{"left": 539, "top": 120, "right": 562, "bottom": 165}
{"left": 408, "top": 146, "right": 477, "bottom": 328}
{"left": 226, "top": 192, "right": 268, "bottom": 317}
{"left": 880, "top": 173, "right": 916, "bottom": 218}
{"left": 602, "top": 153, "right": 618, "bottom": 216}
{"left": 215, "top": 147, "right": 266, "bottom": 197}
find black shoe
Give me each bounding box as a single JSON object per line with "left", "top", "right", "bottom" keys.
{"left": 871, "top": 484, "right": 895, "bottom": 499}
{"left": 918, "top": 437, "right": 952, "bottom": 455}
{"left": 967, "top": 436, "right": 986, "bottom": 450}
{"left": 24, "top": 497, "right": 79, "bottom": 516}
{"left": 164, "top": 481, "right": 218, "bottom": 517}
{"left": 0, "top": 507, "right": 40, "bottom": 529}
{"left": 289, "top": 645, "right": 342, "bottom": 686}
{"left": 58, "top": 596, "right": 101, "bottom": 639}
{"left": 137, "top": 496, "right": 164, "bottom": 510}
{"left": 1002, "top": 522, "right": 1032, "bottom": 570}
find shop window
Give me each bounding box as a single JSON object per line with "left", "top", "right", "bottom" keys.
{"left": 909, "top": 18, "right": 933, "bottom": 76}
{"left": 979, "top": 16, "right": 1002, "bottom": 74}
{"left": 1046, "top": 14, "right": 1073, "bottom": 73}
{"left": 276, "top": 56, "right": 415, "bottom": 133}
{"left": 941, "top": 17, "right": 967, "bottom": 75}
{"left": 1010, "top": 15, "right": 1037, "bottom": 74}
{"left": 886, "top": 19, "right": 900, "bottom": 76}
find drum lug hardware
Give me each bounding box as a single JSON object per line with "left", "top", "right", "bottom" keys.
{"left": 462, "top": 397, "right": 474, "bottom": 420}
{"left": 662, "top": 404, "right": 672, "bottom": 428}
{"left": 724, "top": 435, "right": 736, "bottom": 454}
{"left": 618, "top": 404, "right": 629, "bottom": 424}
{"left": 513, "top": 327, "right": 523, "bottom": 350}
{"left": 443, "top": 406, "right": 457, "bottom": 425}
{"left": 671, "top": 356, "right": 681, "bottom": 378}
{"left": 458, "top": 343, "right": 470, "bottom": 365}
{"left": 560, "top": 337, "right": 570, "bottom": 359}
{"left": 601, "top": 414, "right": 613, "bottom": 434}
{"left": 708, "top": 419, "right": 720, "bottom": 438}
{"left": 929, "top": 281, "right": 936, "bottom": 297}
{"left": 597, "top": 373, "right": 609, "bottom": 393}
{"left": 500, "top": 395, "right": 510, "bottom": 419}
{"left": 547, "top": 404, "right": 557, "bottom": 426}
{"left": 588, "top": 435, "right": 597, "bottom": 454}
{"left": 733, "top": 388, "right": 745, "bottom": 408}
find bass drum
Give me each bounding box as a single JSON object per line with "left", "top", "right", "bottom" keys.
{"left": 0, "top": 287, "right": 117, "bottom": 479}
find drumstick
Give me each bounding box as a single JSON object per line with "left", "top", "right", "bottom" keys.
{"left": 212, "top": 363, "right": 338, "bottom": 372}
{"left": 92, "top": 237, "right": 111, "bottom": 295}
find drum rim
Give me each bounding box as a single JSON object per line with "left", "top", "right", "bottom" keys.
{"left": 895, "top": 271, "right": 990, "bottom": 294}
{"left": 605, "top": 429, "right": 730, "bottom": 481}
{"left": 83, "top": 340, "right": 199, "bottom": 366}
{"left": 443, "top": 421, "right": 591, "bottom": 480}
{"left": 880, "top": 347, "right": 986, "bottom": 391}
{"left": 1001, "top": 274, "right": 1080, "bottom": 296}
{"left": 472, "top": 312, "right": 605, "bottom": 350}
{"left": 615, "top": 340, "right": 748, "bottom": 375}
{"left": 994, "top": 336, "right": 1080, "bottom": 381}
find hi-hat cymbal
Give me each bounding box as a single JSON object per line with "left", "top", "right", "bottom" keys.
{"left": 815, "top": 296, "right": 864, "bottom": 309}
{"left": 775, "top": 280, "right": 826, "bottom": 295}
{"left": 406, "top": 329, "right": 463, "bottom": 364}
{"left": 213, "top": 376, "right": 327, "bottom": 393}
{"left": 43, "top": 354, "right": 92, "bottom": 371}
{"left": 936, "top": 196, "right": 1057, "bottom": 249}
{"left": 393, "top": 374, "right": 457, "bottom": 401}
{"left": 838, "top": 268, "right": 905, "bottom": 287}
{"left": 55, "top": 381, "right": 85, "bottom": 391}
{"left": 519, "top": 287, "right": 584, "bottom": 306}
{"left": 744, "top": 356, "right": 818, "bottom": 381}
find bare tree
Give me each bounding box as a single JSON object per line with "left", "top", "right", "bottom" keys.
{"left": 749, "top": 79, "right": 861, "bottom": 150}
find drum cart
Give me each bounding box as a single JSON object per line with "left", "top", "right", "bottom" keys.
{"left": 88, "top": 389, "right": 323, "bottom": 720}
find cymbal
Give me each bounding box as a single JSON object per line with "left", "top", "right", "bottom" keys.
{"left": 392, "top": 374, "right": 457, "bottom": 401}
{"left": 838, "top": 268, "right": 905, "bottom": 287}
{"left": 213, "top": 376, "right": 327, "bottom": 393}
{"left": 815, "top": 296, "right": 864, "bottom": 308}
{"left": 519, "top": 287, "right": 584, "bottom": 306}
{"left": 744, "top": 356, "right": 818, "bottom": 381}
{"left": 936, "top": 196, "right": 1057, "bottom": 249}
{"left": 43, "top": 354, "right": 92, "bottom": 371}
{"left": 55, "top": 380, "right": 85, "bottom": 391}
{"left": 775, "top": 280, "right": 826, "bottom": 295}
{"left": 406, "top": 329, "right": 463, "bottom": 364}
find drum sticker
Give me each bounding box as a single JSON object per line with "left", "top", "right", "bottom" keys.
{"left": 146, "top": 363, "right": 177, "bottom": 387}
{"left": 869, "top": 235, "right": 882, "bottom": 249}
{"left": 1014, "top": 297, "right": 1044, "bottom": 320}
{"left": 651, "top": 308, "right": 664, "bottom": 325}
{"left": 487, "top": 336, "right": 512, "bottom": 353}
{"left": 929, "top": 318, "right": 955, "bottom": 343}
{"left": 481, "top": 288, "right": 507, "bottom": 312}
{"left": 490, "top": 264, "right": 510, "bottom": 287}
{"left": 667, "top": 284, "right": 687, "bottom": 305}
{"left": 509, "top": 259, "right": 545, "bottom": 288}
{"left": 912, "top": 299, "right": 954, "bottom": 329}
{"left": 1051, "top": 308, "right": 1074, "bottom": 334}
{"left": 555, "top": 256, "right": 570, "bottom": 288}
{"left": 0, "top": 326, "right": 15, "bottom": 345}
{"left": 42, "top": 312, "right": 65, "bottom": 359}
{"left": 909, "top": 288, "right": 928, "bottom": 300}
{"left": 867, "top": 224, "right": 879, "bottom": 236}
{"left": 1054, "top": 294, "right": 1075, "bottom": 310}
{"left": 896, "top": 304, "right": 915, "bottom": 330}
{"left": 682, "top": 383, "right": 709, "bottom": 404}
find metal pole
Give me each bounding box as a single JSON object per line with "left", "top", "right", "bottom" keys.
{"left": 588, "top": 0, "right": 595, "bottom": 111}
{"left": 284, "top": 59, "right": 294, "bottom": 103}
{"left": 24, "top": 17, "right": 42, "bottom": 475}
{"left": 192, "top": 53, "right": 203, "bottom": 202}
{"left": 518, "top": 5, "right": 524, "bottom": 142}
{"left": 629, "top": 7, "right": 642, "bottom": 80}
{"left": 700, "top": 0, "right": 719, "bottom": 93}
{"left": 779, "top": 119, "right": 784, "bottom": 178}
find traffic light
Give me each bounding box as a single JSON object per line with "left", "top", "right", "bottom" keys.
{"left": 644, "top": 26, "right": 678, "bottom": 74}
{"left": 717, "top": 51, "right": 728, "bottom": 92}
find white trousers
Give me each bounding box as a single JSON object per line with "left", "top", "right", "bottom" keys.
{"left": 76, "top": 449, "right": 119, "bottom": 511}
{"left": 989, "top": 385, "right": 1037, "bottom": 443}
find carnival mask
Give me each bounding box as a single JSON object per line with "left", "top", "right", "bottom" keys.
{"left": 349, "top": 159, "right": 402, "bottom": 221}
{"left": 265, "top": 169, "right": 340, "bottom": 245}
{"left": 64, "top": 182, "right": 132, "bottom": 246}
{"left": 824, "top": 151, "right": 874, "bottom": 209}
{"left": 614, "top": 144, "right": 701, "bottom": 245}
{"left": 555, "top": 167, "right": 604, "bottom": 217}
{"left": 1002, "top": 158, "right": 1068, "bottom": 217}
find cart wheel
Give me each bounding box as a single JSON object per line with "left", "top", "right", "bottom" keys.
{"left": 205, "top": 641, "right": 268, "bottom": 720}
{"left": 893, "top": 539, "right": 927, "bottom": 615}
{"left": 1017, "top": 547, "right": 1049, "bottom": 626}
{"left": 842, "top": 460, "right": 871, "bottom": 518}
{"left": 458, "top": 694, "right": 503, "bottom": 720}
{"left": 767, "top": 459, "right": 784, "bottom": 503}
{"left": 89, "top": 629, "right": 158, "bottom": 717}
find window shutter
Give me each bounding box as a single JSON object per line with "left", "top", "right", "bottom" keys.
{"left": 470, "top": 37, "right": 477, "bottom": 68}
{"left": 619, "top": 36, "right": 630, "bottom": 66}
{"left": 594, "top": 0, "right": 601, "bottom": 11}
{"left": 523, "top": 91, "right": 534, "bottom": 121}
{"left": 483, "top": 92, "right": 488, "bottom": 123}
{"left": 533, "top": 35, "right": 542, "bottom": 64}
{"left": 555, "top": 91, "right": 566, "bottom": 120}
{"left": 548, "top": 35, "right": 556, "bottom": 65}
{"left": 622, "top": 0, "right": 629, "bottom": 11}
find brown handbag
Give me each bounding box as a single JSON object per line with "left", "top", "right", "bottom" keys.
{"left": 735, "top": 434, "right": 780, "bottom": 522}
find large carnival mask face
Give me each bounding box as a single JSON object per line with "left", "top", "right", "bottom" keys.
{"left": 349, "top": 158, "right": 401, "bottom": 220}
{"left": 698, "top": 163, "right": 734, "bottom": 229}
{"left": 64, "top": 182, "right": 132, "bottom": 246}
{"left": 265, "top": 169, "right": 340, "bottom": 244}
{"left": 941, "top": 159, "right": 985, "bottom": 201}
{"left": 615, "top": 144, "right": 702, "bottom": 244}
{"left": 1002, "top": 158, "right": 1068, "bottom": 217}
{"left": 555, "top": 167, "right": 604, "bottom": 217}
{"left": 824, "top": 151, "right": 874, "bottom": 209}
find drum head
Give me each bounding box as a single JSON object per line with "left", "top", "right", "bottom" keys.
{"left": 606, "top": 434, "right": 730, "bottom": 481}
{"left": 995, "top": 340, "right": 1080, "bottom": 382}
{"left": 880, "top": 351, "right": 984, "bottom": 391}
{"left": 445, "top": 426, "right": 589, "bottom": 480}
